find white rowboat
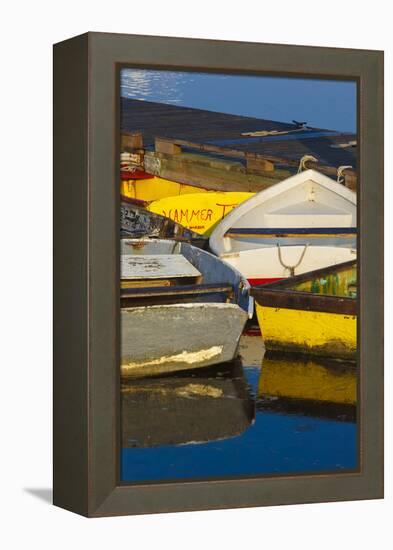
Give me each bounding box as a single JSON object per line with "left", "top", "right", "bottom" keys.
{"left": 209, "top": 169, "right": 357, "bottom": 284}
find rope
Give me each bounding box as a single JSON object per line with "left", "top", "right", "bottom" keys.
{"left": 337, "top": 165, "right": 353, "bottom": 185}
{"left": 297, "top": 155, "right": 318, "bottom": 173}
{"left": 277, "top": 244, "right": 309, "bottom": 276}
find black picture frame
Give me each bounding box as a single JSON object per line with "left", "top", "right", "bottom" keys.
{"left": 53, "top": 32, "right": 384, "bottom": 517}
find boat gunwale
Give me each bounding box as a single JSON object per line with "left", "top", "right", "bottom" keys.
{"left": 251, "top": 259, "right": 357, "bottom": 315}
{"left": 120, "top": 282, "right": 234, "bottom": 300}
{"left": 225, "top": 227, "right": 357, "bottom": 238}
{"left": 252, "top": 288, "right": 356, "bottom": 315}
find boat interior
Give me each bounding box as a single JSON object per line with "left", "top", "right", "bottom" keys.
{"left": 211, "top": 174, "right": 357, "bottom": 253}
{"left": 120, "top": 238, "right": 250, "bottom": 312}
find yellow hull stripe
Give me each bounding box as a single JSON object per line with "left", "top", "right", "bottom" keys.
{"left": 256, "top": 303, "right": 356, "bottom": 359}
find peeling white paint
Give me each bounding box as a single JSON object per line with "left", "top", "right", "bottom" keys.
{"left": 122, "top": 303, "right": 241, "bottom": 313}
{"left": 121, "top": 345, "right": 223, "bottom": 372}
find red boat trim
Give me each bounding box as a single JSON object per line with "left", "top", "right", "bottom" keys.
{"left": 248, "top": 277, "right": 283, "bottom": 286}
{"left": 120, "top": 170, "right": 155, "bottom": 180}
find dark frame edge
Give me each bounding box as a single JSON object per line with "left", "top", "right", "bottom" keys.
{"left": 53, "top": 32, "right": 90, "bottom": 517}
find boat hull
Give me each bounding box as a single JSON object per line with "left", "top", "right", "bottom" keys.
{"left": 255, "top": 303, "right": 356, "bottom": 360}
{"left": 121, "top": 303, "right": 248, "bottom": 378}
{"left": 120, "top": 200, "right": 205, "bottom": 243}
{"left": 120, "top": 176, "right": 208, "bottom": 203}
{"left": 221, "top": 245, "right": 356, "bottom": 284}
{"left": 148, "top": 191, "right": 254, "bottom": 236}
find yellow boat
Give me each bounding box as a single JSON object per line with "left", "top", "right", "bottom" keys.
{"left": 252, "top": 260, "right": 357, "bottom": 360}
{"left": 147, "top": 191, "right": 254, "bottom": 236}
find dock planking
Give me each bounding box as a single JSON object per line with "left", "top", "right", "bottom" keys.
{"left": 121, "top": 98, "right": 357, "bottom": 189}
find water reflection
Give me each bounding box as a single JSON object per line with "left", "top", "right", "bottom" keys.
{"left": 121, "top": 359, "right": 255, "bottom": 448}
{"left": 258, "top": 354, "right": 356, "bottom": 422}
{"left": 121, "top": 336, "right": 358, "bottom": 482}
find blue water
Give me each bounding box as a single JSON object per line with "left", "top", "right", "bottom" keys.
{"left": 120, "top": 360, "right": 358, "bottom": 483}
{"left": 120, "top": 69, "right": 357, "bottom": 133}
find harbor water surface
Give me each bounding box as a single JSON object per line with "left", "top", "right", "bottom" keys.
{"left": 121, "top": 334, "right": 358, "bottom": 483}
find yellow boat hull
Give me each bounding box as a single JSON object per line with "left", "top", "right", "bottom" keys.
{"left": 148, "top": 192, "right": 254, "bottom": 236}
{"left": 256, "top": 303, "right": 356, "bottom": 360}
{"left": 120, "top": 177, "right": 208, "bottom": 203}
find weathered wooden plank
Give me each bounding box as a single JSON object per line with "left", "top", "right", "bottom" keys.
{"left": 121, "top": 131, "right": 144, "bottom": 152}
{"left": 151, "top": 135, "right": 357, "bottom": 179}
{"left": 121, "top": 254, "right": 201, "bottom": 280}
{"left": 225, "top": 227, "right": 357, "bottom": 239}
{"left": 143, "top": 150, "right": 287, "bottom": 193}
{"left": 121, "top": 282, "right": 233, "bottom": 299}
{"left": 155, "top": 137, "right": 182, "bottom": 155}
{"left": 246, "top": 157, "right": 275, "bottom": 172}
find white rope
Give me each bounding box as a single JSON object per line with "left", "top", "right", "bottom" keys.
{"left": 277, "top": 244, "right": 309, "bottom": 276}
{"left": 337, "top": 165, "right": 353, "bottom": 185}
{"left": 297, "top": 155, "right": 318, "bottom": 173}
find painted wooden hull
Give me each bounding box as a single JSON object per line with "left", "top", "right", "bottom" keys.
{"left": 255, "top": 304, "right": 356, "bottom": 359}
{"left": 210, "top": 169, "right": 357, "bottom": 281}
{"left": 258, "top": 354, "right": 356, "bottom": 421}
{"left": 120, "top": 200, "right": 206, "bottom": 243}
{"left": 147, "top": 191, "right": 254, "bottom": 236}
{"left": 220, "top": 245, "right": 356, "bottom": 285}
{"left": 121, "top": 359, "right": 255, "bottom": 447}
{"left": 121, "top": 303, "right": 248, "bottom": 378}
{"left": 252, "top": 260, "right": 357, "bottom": 360}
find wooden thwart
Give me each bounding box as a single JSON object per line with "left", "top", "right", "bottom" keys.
{"left": 225, "top": 227, "right": 357, "bottom": 238}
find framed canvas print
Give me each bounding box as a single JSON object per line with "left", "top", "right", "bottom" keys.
{"left": 53, "top": 32, "right": 384, "bottom": 517}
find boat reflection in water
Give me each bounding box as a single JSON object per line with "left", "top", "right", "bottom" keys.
{"left": 121, "top": 358, "right": 255, "bottom": 449}
{"left": 120, "top": 336, "right": 358, "bottom": 482}
{"left": 258, "top": 353, "right": 357, "bottom": 423}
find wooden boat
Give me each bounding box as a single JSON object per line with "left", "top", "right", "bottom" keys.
{"left": 147, "top": 191, "right": 254, "bottom": 236}
{"left": 119, "top": 151, "right": 253, "bottom": 234}
{"left": 209, "top": 169, "right": 357, "bottom": 284}
{"left": 120, "top": 200, "right": 206, "bottom": 244}
{"left": 258, "top": 353, "right": 356, "bottom": 421}
{"left": 120, "top": 239, "right": 252, "bottom": 377}
{"left": 251, "top": 260, "right": 357, "bottom": 360}
{"left": 121, "top": 359, "right": 255, "bottom": 447}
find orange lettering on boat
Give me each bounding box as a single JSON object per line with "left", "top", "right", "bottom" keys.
{"left": 216, "top": 203, "right": 239, "bottom": 218}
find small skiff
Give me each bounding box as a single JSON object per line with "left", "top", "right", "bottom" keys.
{"left": 121, "top": 359, "right": 255, "bottom": 448}
{"left": 120, "top": 239, "right": 252, "bottom": 377}
{"left": 251, "top": 260, "right": 357, "bottom": 360}
{"left": 209, "top": 169, "right": 357, "bottom": 284}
